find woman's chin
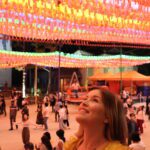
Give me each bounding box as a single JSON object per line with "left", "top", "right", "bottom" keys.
{"left": 76, "top": 114, "right": 87, "bottom": 124}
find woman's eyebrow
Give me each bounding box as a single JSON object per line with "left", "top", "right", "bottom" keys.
{"left": 92, "top": 95, "right": 101, "bottom": 99}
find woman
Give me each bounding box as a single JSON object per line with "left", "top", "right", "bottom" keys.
{"left": 36, "top": 103, "right": 44, "bottom": 127}
{"left": 136, "top": 106, "right": 145, "bottom": 134}
{"left": 49, "top": 94, "right": 56, "bottom": 113}
{"left": 63, "top": 105, "right": 70, "bottom": 128}
{"left": 0, "top": 95, "right": 6, "bottom": 116}
{"left": 55, "top": 129, "right": 66, "bottom": 150}
{"left": 64, "top": 88, "right": 130, "bottom": 150}
{"left": 35, "top": 135, "right": 53, "bottom": 150}
{"left": 16, "top": 114, "right": 36, "bottom": 145}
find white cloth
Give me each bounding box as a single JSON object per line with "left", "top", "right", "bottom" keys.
{"left": 71, "top": 83, "right": 80, "bottom": 90}
{"left": 129, "top": 142, "right": 145, "bottom": 150}
{"left": 55, "top": 102, "right": 61, "bottom": 112}
{"left": 136, "top": 110, "right": 144, "bottom": 120}
{"left": 43, "top": 107, "right": 50, "bottom": 118}
{"left": 59, "top": 108, "right": 66, "bottom": 119}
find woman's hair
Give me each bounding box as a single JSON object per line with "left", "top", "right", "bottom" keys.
{"left": 22, "top": 114, "right": 29, "bottom": 122}
{"left": 41, "top": 135, "right": 53, "bottom": 150}
{"left": 90, "top": 87, "right": 128, "bottom": 145}
{"left": 24, "top": 142, "right": 34, "bottom": 150}
{"left": 45, "top": 103, "right": 48, "bottom": 107}
{"left": 56, "top": 129, "right": 66, "bottom": 142}
{"left": 43, "top": 131, "right": 51, "bottom": 140}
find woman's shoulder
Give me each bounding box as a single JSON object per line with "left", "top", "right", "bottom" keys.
{"left": 104, "top": 141, "right": 131, "bottom": 150}
{"left": 39, "top": 143, "right": 47, "bottom": 150}
{"left": 64, "top": 137, "right": 131, "bottom": 150}
{"left": 64, "top": 136, "right": 79, "bottom": 150}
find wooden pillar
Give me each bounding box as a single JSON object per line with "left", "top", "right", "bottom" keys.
{"left": 34, "top": 65, "right": 38, "bottom": 103}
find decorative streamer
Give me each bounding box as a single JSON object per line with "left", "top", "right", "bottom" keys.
{"left": 0, "top": 49, "right": 150, "bottom": 68}
{"left": 0, "top": 0, "right": 149, "bottom": 45}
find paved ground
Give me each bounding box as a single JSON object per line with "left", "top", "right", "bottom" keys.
{"left": 0, "top": 100, "right": 150, "bottom": 150}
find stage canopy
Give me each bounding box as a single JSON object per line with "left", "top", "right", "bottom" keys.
{"left": 88, "top": 72, "right": 114, "bottom": 81}
{"left": 1, "top": 49, "right": 150, "bottom": 68}
{"left": 0, "top": 0, "right": 150, "bottom": 46}
{"left": 88, "top": 70, "right": 150, "bottom": 81}
{"left": 109, "top": 70, "right": 150, "bottom": 81}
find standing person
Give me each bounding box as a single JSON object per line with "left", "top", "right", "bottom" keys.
{"left": 63, "top": 105, "right": 70, "bottom": 128}
{"left": 122, "top": 89, "right": 128, "bottom": 103}
{"left": 17, "top": 93, "right": 23, "bottom": 110}
{"left": 64, "top": 88, "right": 130, "bottom": 150}
{"left": 136, "top": 106, "right": 145, "bottom": 134}
{"left": 129, "top": 132, "right": 146, "bottom": 150}
{"left": 58, "top": 92, "right": 63, "bottom": 102}
{"left": 54, "top": 101, "right": 61, "bottom": 122}
{"left": 22, "top": 104, "right": 29, "bottom": 121}
{"left": 43, "top": 96, "right": 49, "bottom": 105}
{"left": 55, "top": 129, "right": 66, "bottom": 150}
{"left": 145, "top": 96, "right": 150, "bottom": 115}
{"left": 127, "top": 96, "right": 133, "bottom": 108}
{"left": 11, "top": 87, "right": 17, "bottom": 98}
{"left": 128, "top": 113, "right": 138, "bottom": 145}
{"left": 49, "top": 94, "right": 56, "bottom": 113}
{"left": 1, "top": 95, "right": 6, "bottom": 116}
{"left": 0, "top": 98, "right": 2, "bottom": 114}
{"left": 36, "top": 103, "right": 44, "bottom": 127}
{"left": 71, "top": 81, "right": 80, "bottom": 98}
{"left": 9, "top": 100, "right": 17, "bottom": 130}
{"left": 126, "top": 96, "right": 133, "bottom": 113}
{"left": 43, "top": 103, "right": 50, "bottom": 131}
{"left": 58, "top": 105, "right": 66, "bottom": 130}
{"left": 137, "top": 91, "right": 143, "bottom": 103}
{"left": 16, "top": 114, "right": 37, "bottom": 146}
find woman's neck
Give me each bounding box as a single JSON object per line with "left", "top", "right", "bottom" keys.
{"left": 79, "top": 124, "right": 108, "bottom": 150}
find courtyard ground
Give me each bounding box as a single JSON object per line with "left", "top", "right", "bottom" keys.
{"left": 0, "top": 100, "right": 150, "bottom": 150}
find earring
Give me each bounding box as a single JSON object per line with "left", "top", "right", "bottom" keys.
{"left": 104, "top": 119, "right": 108, "bottom": 123}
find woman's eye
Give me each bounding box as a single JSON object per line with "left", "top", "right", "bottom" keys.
{"left": 83, "top": 97, "right": 88, "bottom": 100}
{"left": 93, "top": 99, "right": 98, "bottom": 103}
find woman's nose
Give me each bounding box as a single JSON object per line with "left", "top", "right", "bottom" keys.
{"left": 81, "top": 99, "right": 90, "bottom": 106}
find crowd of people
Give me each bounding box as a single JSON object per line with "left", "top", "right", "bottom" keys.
{"left": 0, "top": 87, "right": 149, "bottom": 150}
{"left": 0, "top": 90, "right": 70, "bottom": 150}
{"left": 121, "top": 89, "right": 150, "bottom": 150}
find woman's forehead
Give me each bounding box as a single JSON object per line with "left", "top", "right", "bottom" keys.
{"left": 88, "top": 89, "right": 101, "bottom": 96}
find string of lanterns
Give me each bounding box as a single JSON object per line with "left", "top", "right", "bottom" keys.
{"left": 0, "top": 0, "right": 150, "bottom": 45}
{"left": 0, "top": 49, "right": 150, "bottom": 68}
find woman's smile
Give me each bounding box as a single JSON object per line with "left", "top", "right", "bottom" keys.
{"left": 78, "top": 107, "right": 89, "bottom": 114}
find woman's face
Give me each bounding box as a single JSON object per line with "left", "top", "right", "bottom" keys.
{"left": 76, "top": 89, "right": 107, "bottom": 126}
{"left": 23, "top": 114, "right": 28, "bottom": 121}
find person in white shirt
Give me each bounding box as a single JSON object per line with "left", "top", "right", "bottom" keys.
{"left": 122, "top": 89, "right": 127, "bottom": 102}
{"left": 43, "top": 103, "right": 50, "bottom": 130}
{"left": 58, "top": 105, "right": 66, "bottom": 130}
{"left": 136, "top": 106, "right": 145, "bottom": 134}
{"left": 129, "top": 132, "right": 145, "bottom": 150}
{"left": 71, "top": 81, "right": 80, "bottom": 98}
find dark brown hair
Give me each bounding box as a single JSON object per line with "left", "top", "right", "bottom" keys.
{"left": 90, "top": 87, "right": 128, "bottom": 145}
